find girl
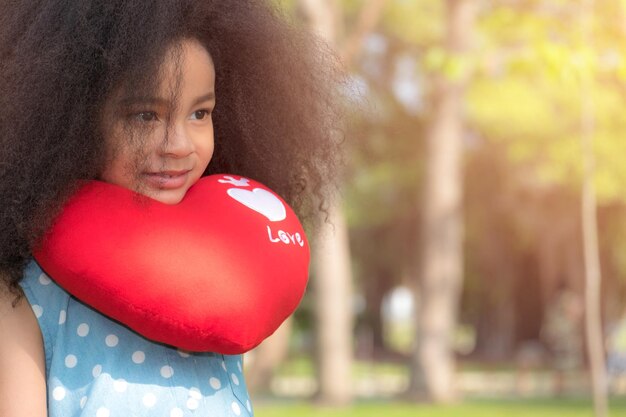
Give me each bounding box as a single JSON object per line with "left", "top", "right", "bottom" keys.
{"left": 0, "top": 0, "right": 343, "bottom": 416}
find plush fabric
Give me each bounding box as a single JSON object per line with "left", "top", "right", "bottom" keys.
{"left": 33, "top": 174, "right": 309, "bottom": 353}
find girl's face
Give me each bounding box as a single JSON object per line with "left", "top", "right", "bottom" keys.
{"left": 100, "top": 39, "right": 216, "bottom": 204}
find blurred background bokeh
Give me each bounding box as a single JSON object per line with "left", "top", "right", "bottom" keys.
{"left": 247, "top": 1, "right": 626, "bottom": 416}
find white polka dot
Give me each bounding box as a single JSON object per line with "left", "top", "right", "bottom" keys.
{"left": 52, "top": 386, "right": 66, "bottom": 401}
{"left": 231, "top": 402, "right": 241, "bottom": 416}
{"left": 96, "top": 407, "right": 110, "bottom": 417}
{"left": 170, "top": 408, "right": 184, "bottom": 417}
{"left": 77, "top": 323, "right": 89, "bottom": 337}
{"left": 186, "top": 398, "right": 199, "bottom": 410}
{"left": 177, "top": 349, "right": 191, "bottom": 358}
{"left": 188, "top": 387, "right": 202, "bottom": 400}
{"left": 38, "top": 273, "right": 51, "bottom": 285}
{"left": 80, "top": 396, "right": 87, "bottom": 409}
{"left": 113, "top": 378, "right": 128, "bottom": 392}
{"left": 132, "top": 351, "right": 145, "bottom": 364}
{"left": 221, "top": 360, "right": 227, "bottom": 371}
{"left": 105, "top": 334, "right": 119, "bottom": 347}
{"left": 209, "top": 377, "right": 221, "bottom": 390}
{"left": 92, "top": 364, "right": 102, "bottom": 378}
{"left": 237, "top": 360, "right": 242, "bottom": 372}
{"left": 58, "top": 310, "right": 66, "bottom": 325}
{"left": 143, "top": 393, "right": 157, "bottom": 408}
{"left": 32, "top": 305, "right": 43, "bottom": 318}
{"left": 231, "top": 373, "right": 240, "bottom": 386}
{"left": 64, "top": 354, "right": 77, "bottom": 368}
{"left": 160, "top": 365, "right": 174, "bottom": 378}
{"left": 246, "top": 399, "right": 252, "bottom": 412}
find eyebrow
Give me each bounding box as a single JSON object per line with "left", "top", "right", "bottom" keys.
{"left": 192, "top": 92, "right": 216, "bottom": 106}
{"left": 119, "top": 92, "right": 216, "bottom": 107}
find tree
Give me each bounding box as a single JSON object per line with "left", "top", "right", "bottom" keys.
{"left": 579, "top": 0, "right": 609, "bottom": 415}
{"left": 407, "top": 0, "right": 477, "bottom": 403}
{"left": 460, "top": 0, "right": 626, "bottom": 364}
{"left": 297, "top": 0, "right": 388, "bottom": 405}
{"left": 297, "top": 0, "right": 353, "bottom": 406}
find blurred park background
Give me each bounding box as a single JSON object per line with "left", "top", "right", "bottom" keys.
{"left": 247, "top": 0, "right": 626, "bottom": 415}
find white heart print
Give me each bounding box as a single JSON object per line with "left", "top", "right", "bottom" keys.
{"left": 227, "top": 187, "right": 287, "bottom": 222}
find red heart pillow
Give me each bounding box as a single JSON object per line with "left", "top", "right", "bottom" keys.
{"left": 33, "top": 174, "right": 309, "bottom": 353}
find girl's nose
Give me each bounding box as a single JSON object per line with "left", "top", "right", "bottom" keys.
{"left": 161, "top": 122, "right": 194, "bottom": 158}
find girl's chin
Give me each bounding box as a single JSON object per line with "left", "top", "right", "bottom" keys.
{"left": 96, "top": 176, "right": 193, "bottom": 204}
{"left": 142, "top": 188, "right": 188, "bottom": 205}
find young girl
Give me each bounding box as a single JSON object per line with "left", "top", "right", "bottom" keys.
{"left": 0, "top": 1, "right": 343, "bottom": 415}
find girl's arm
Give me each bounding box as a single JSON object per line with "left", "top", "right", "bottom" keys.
{"left": 0, "top": 289, "right": 47, "bottom": 417}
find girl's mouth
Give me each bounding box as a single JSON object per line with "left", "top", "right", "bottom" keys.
{"left": 143, "top": 170, "right": 191, "bottom": 189}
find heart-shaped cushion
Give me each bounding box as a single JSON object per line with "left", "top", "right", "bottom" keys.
{"left": 33, "top": 174, "right": 309, "bottom": 353}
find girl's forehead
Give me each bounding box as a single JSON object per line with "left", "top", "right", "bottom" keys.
{"left": 110, "top": 38, "right": 215, "bottom": 108}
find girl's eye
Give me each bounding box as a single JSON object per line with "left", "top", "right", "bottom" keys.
{"left": 191, "top": 110, "right": 211, "bottom": 121}
{"left": 134, "top": 111, "right": 158, "bottom": 122}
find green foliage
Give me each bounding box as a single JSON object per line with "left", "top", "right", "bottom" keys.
{"left": 326, "top": 0, "right": 626, "bottom": 357}
{"left": 382, "top": 0, "right": 444, "bottom": 46}
{"left": 468, "top": 2, "right": 626, "bottom": 203}
{"left": 424, "top": 48, "right": 476, "bottom": 81}
{"left": 337, "top": 0, "right": 626, "bottom": 335}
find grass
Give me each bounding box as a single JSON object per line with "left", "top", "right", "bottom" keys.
{"left": 265, "top": 355, "right": 626, "bottom": 415}
{"left": 254, "top": 398, "right": 626, "bottom": 417}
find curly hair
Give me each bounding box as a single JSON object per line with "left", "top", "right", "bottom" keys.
{"left": 0, "top": 0, "right": 345, "bottom": 293}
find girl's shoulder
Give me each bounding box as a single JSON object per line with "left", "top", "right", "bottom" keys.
{"left": 0, "top": 270, "right": 47, "bottom": 417}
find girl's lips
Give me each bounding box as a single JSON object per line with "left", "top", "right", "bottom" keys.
{"left": 143, "top": 170, "right": 191, "bottom": 190}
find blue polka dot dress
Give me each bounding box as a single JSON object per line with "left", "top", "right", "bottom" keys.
{"left": 19, "top": 260, "right": 254, "bottom": 417}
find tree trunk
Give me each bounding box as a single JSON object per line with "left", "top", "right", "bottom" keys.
{"left": 297, "top": 0, "right": 387, "bottom": 405}
{"left": 297, "top": 0, "right": 353, "bottom": 406}
{"left": 363, "top": 268, "right": 394, "bottom": 352}
{"left": 312, "top": 202, "right": 354, "bottom": 405}
{"left": 244, "top": 318, "right": 293, "bottom": 395}
{"left": 297, "top": 0, "right": 340, "bottom": 42}
{"left": 408, "top": 0, "right": 476, "bottom": 403}
{"left": 579, "top": 1, "right": 608, "bottom": 415}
